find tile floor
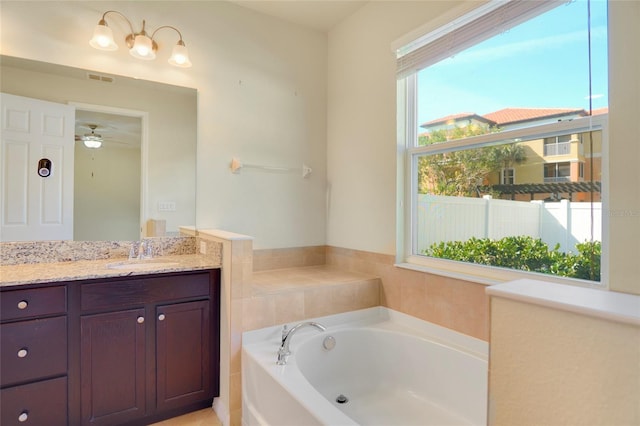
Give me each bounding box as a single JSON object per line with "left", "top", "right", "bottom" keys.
{"left": 150, "top": 408, "right": 222, "bottom": 426}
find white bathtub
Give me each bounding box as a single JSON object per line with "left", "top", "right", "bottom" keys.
{"left": 242, "top": 307, "right": 488, "bottom": 426}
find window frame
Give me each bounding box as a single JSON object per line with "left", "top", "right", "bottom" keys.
{"left": 399, "top": 75, "right": 609, "bottom": 287}
{"left": 500, "top": 168, "right": 516, "bottom": 185}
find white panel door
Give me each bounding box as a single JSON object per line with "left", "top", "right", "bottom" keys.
{"left": 1, "top": 93, "right": 75, "bottom": 241}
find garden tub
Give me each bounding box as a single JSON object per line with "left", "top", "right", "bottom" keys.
{"left": 242, "top": 307, "right": 488, "bottom": 426}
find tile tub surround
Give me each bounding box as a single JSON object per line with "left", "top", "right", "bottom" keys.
{"left": 326, "top": 246, "right": 490, "bottom": 341}
{"left": 234, "top": 265, "right": 380, "bottom": 426}
{"left": 0, "top": 236, "right": 220, "bottom": 265}
{"left": 252, "top": 246, "right": 326, "bottom": 271}
{"left": 249, "top": 245, "right": 489, "bottom": 341}
{"left": 245, "top": 265, "right": 381, "bottom": 331}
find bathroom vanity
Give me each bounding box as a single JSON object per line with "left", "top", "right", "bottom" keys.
{"left": 0, "top": 266, "right": 220, "bottom": 426}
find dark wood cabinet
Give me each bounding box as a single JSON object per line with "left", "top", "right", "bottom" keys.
{"left": 0, "top": 285, "right": 68, "bottom": 426}
{"left": 0, "top": 268, "right": 220, "bottom": 426}
{"left": 80, "top": 309, "right": 147, "bottom": 426}
{"left": 0, "top": 376, "right": 68, "bottom": 426}
{"left": 156, "top": 300, "right": 211, "bottom": 412}
{"left": 73, "top": 269, "right": 221, "bottom": 426}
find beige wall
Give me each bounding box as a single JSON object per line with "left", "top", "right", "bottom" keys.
{"left": 607, "top": 1, "right": 640, "bottom": 294}
{"left": 327, "top": 1, "right": 463, "bottom": 255}
{"left": 74, "top": 143, "right": 141, "bottom": 240}
{"left": 489, "top": 296, "right": 640, "bottom": 425}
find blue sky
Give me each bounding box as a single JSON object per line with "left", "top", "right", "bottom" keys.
{"left": 417, "top": 0, "right": 609, "bottom": 126}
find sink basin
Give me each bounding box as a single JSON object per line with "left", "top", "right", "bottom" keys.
{"left": 106, "top": 260, "right": 181, "bottom": 270}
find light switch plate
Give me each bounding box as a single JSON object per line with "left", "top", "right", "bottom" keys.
{"left": 158, "top": 201, "right": 176, "bottom": 212}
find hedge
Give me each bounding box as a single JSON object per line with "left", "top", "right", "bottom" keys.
{"left": 423, "top": 236, "right": 600, "bottom": 281}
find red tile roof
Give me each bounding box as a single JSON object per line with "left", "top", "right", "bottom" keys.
{"left": 590, "top": 107, "right": 609, "bottom": 116}
{"left": 483, "top": 108, "right": 586, "bottom": 125}
{"left": 420, "top": 112, "right": 494, "bottom": 128}
{"left": 421, "top": 106, "right": 609, "bottom": 130}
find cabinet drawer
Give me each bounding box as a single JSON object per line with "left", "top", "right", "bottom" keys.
{"left": 1, "top": 376, "right": 67, "bottom": 426}
{"left": 0, "top": 286, "right": 66, "bottom": 321}
{"left": 1, "top": 316, "right": 67, "bottom": 387}
{"left": 81, "top": 272, "right": 211, "bottom": 311}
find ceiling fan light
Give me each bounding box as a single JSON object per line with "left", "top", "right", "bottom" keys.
{"left": 168, "top": 41, "right": 192, "bottom": 68}
{"left": 89, "top": 21, "right": 118, "bottom": 51}
{"left": 129, "top": 34, "right": 156, "bottom": 60}
{"left": 83, "top": 139, "right": 102, "bottom": 149}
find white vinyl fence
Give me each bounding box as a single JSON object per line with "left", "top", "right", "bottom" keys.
{"left": 417, "top": 194, "right": 601, "bottom": 254}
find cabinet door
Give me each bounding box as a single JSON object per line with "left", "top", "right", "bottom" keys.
{"left": 0, "top": 376, "right": 67, "bottom": 426}
{"left": 80, "top": 309, "right": 146, "bottom": 426}
{"left": 156, "top": 300, "right": 211, "bottom": 411}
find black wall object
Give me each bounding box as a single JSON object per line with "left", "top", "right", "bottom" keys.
{"left": 38, "top": 158, "right": 52, "bottom": 177}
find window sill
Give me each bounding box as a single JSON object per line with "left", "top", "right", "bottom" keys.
{"left": 395, "top": 262, "right": 501, "bottom": 286}
{"left": 396, "top": 256, "right": 606, "bottom": 289}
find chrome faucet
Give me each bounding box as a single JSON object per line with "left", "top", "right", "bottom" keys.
{"left": 129, "top": 240, "right": 152, "bottom": 260}
{"left": 277, "top": 321, "right": 326, "bottom": 365}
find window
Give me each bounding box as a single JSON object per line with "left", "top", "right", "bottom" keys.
{"left": 544, "top": 162, "right": 571, "bottom": 182}
{"left": 544, "top": 135, "right": 572, "bottom": 156}
{"left": 501, "top": 168, "right": 515, "bottom": 185}
{"left": 397, "top": 0, "right": 607, "bottom": 284}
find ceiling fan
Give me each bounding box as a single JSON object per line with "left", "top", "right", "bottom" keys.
{"left": 76, "top": 124, "right": 104, "bottom": 148}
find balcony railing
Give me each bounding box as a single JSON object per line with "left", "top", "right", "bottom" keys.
{"left": 544, "top": 176, "right": 572, "bottom": 183}
{"left": 544, "top": 142, "right": 571, "bottom": 156}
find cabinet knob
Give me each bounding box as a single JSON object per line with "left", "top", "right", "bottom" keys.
{"left": 137, "top": 316, "right": 145, "bottom": 324}
{"left": 158, "top": 314, "right": 166, "bottom": 321}
{"left": 18, "top": 411, "right": 28, "bottom": 422}
{"left": 17, "top": 300, "right": 28, "bottom": 310}
{"left": 17, "top": 348, "right": 28, "bottom": 358}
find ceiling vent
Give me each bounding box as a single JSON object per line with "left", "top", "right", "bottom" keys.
{"left": 86, "top": 72, "right": 114, "bottom": 83}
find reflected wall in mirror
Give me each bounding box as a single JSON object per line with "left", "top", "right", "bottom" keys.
{"left": 0, "top": 55, "right": 197, "bottom": 242}
{"left": 74, "top": 109, "right": 142, "bottom": 241}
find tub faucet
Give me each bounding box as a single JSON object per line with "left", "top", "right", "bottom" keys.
{"left": 277, "top": 321, "right": 326, "bottom": 365}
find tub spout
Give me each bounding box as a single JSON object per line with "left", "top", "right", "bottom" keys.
{"left": 277, "top": 321, "right": 326, "bottom": 365}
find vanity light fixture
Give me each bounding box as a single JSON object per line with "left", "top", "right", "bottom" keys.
{"left": 89, "top": 10, "right": 192, "bottom": 68}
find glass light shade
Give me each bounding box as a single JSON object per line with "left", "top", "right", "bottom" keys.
{"left": 168, "top": 43, "right": 192, "bottom": 68}
{"left": 83, "top": 139, "right": 102, "bottom": 149}
{"left": 129, "top": 34, "right": 156, "bottom": 60}
{"left": 89, "top": 23, "right": 118, "bottom": 51}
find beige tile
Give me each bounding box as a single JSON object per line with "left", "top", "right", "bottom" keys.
{"left": 229, "top": 372, "right": 242, "bottom": 411}
{"left": 230, "top": 408, "right": 242, "bottom": 426}
{"left": 242, "top": 296, "right": 276, "bottom": 331}
{"left": 400, "top": 272, "right": 429, "bottom": 322}
{"left": 303, "top": 286, "right": 333, "bottom": 318}
{"left": 149, "top": 408, "right": 222, "bottom": 425}
{"left": 253, "top": 246, "right": 326, "bottom": 271}
{"left": 326, "top": 280, "right": 378, "bottom": 313}
{"left": 241, "top": 261, "right": 253, "bottom": 298}
{"left": 230, "top": 299, "right": 243, "bottom": 374}
{"left": 274, "top": 292, "right": 306, "bottom": 324}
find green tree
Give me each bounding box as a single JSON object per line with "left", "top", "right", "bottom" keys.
{"left": 417, "top": 124, "right": 526, "bottom": 196}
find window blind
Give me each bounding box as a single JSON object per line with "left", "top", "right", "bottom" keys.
{"left": 396, "top": 0, "right": 565, "bottom": 79}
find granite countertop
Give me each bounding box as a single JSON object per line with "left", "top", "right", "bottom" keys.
{"left": 0, "top": 254, "right": 221, "bottom": 287}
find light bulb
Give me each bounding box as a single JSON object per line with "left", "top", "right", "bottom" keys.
{"left": 89, "top": 23, "right": 118, "bottom": 51}
{"left": 130, "top": 34, "right": 156, "bottom": 60}
{"left": 168, "top": 41, "right": 192, "bottom": 68}
{"left": 83, "top": 140, "right": 102, "bottom": 149}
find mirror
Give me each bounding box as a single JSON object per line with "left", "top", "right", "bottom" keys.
{"left": 0, "top": 55, "right": 197, "bottom": 241}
